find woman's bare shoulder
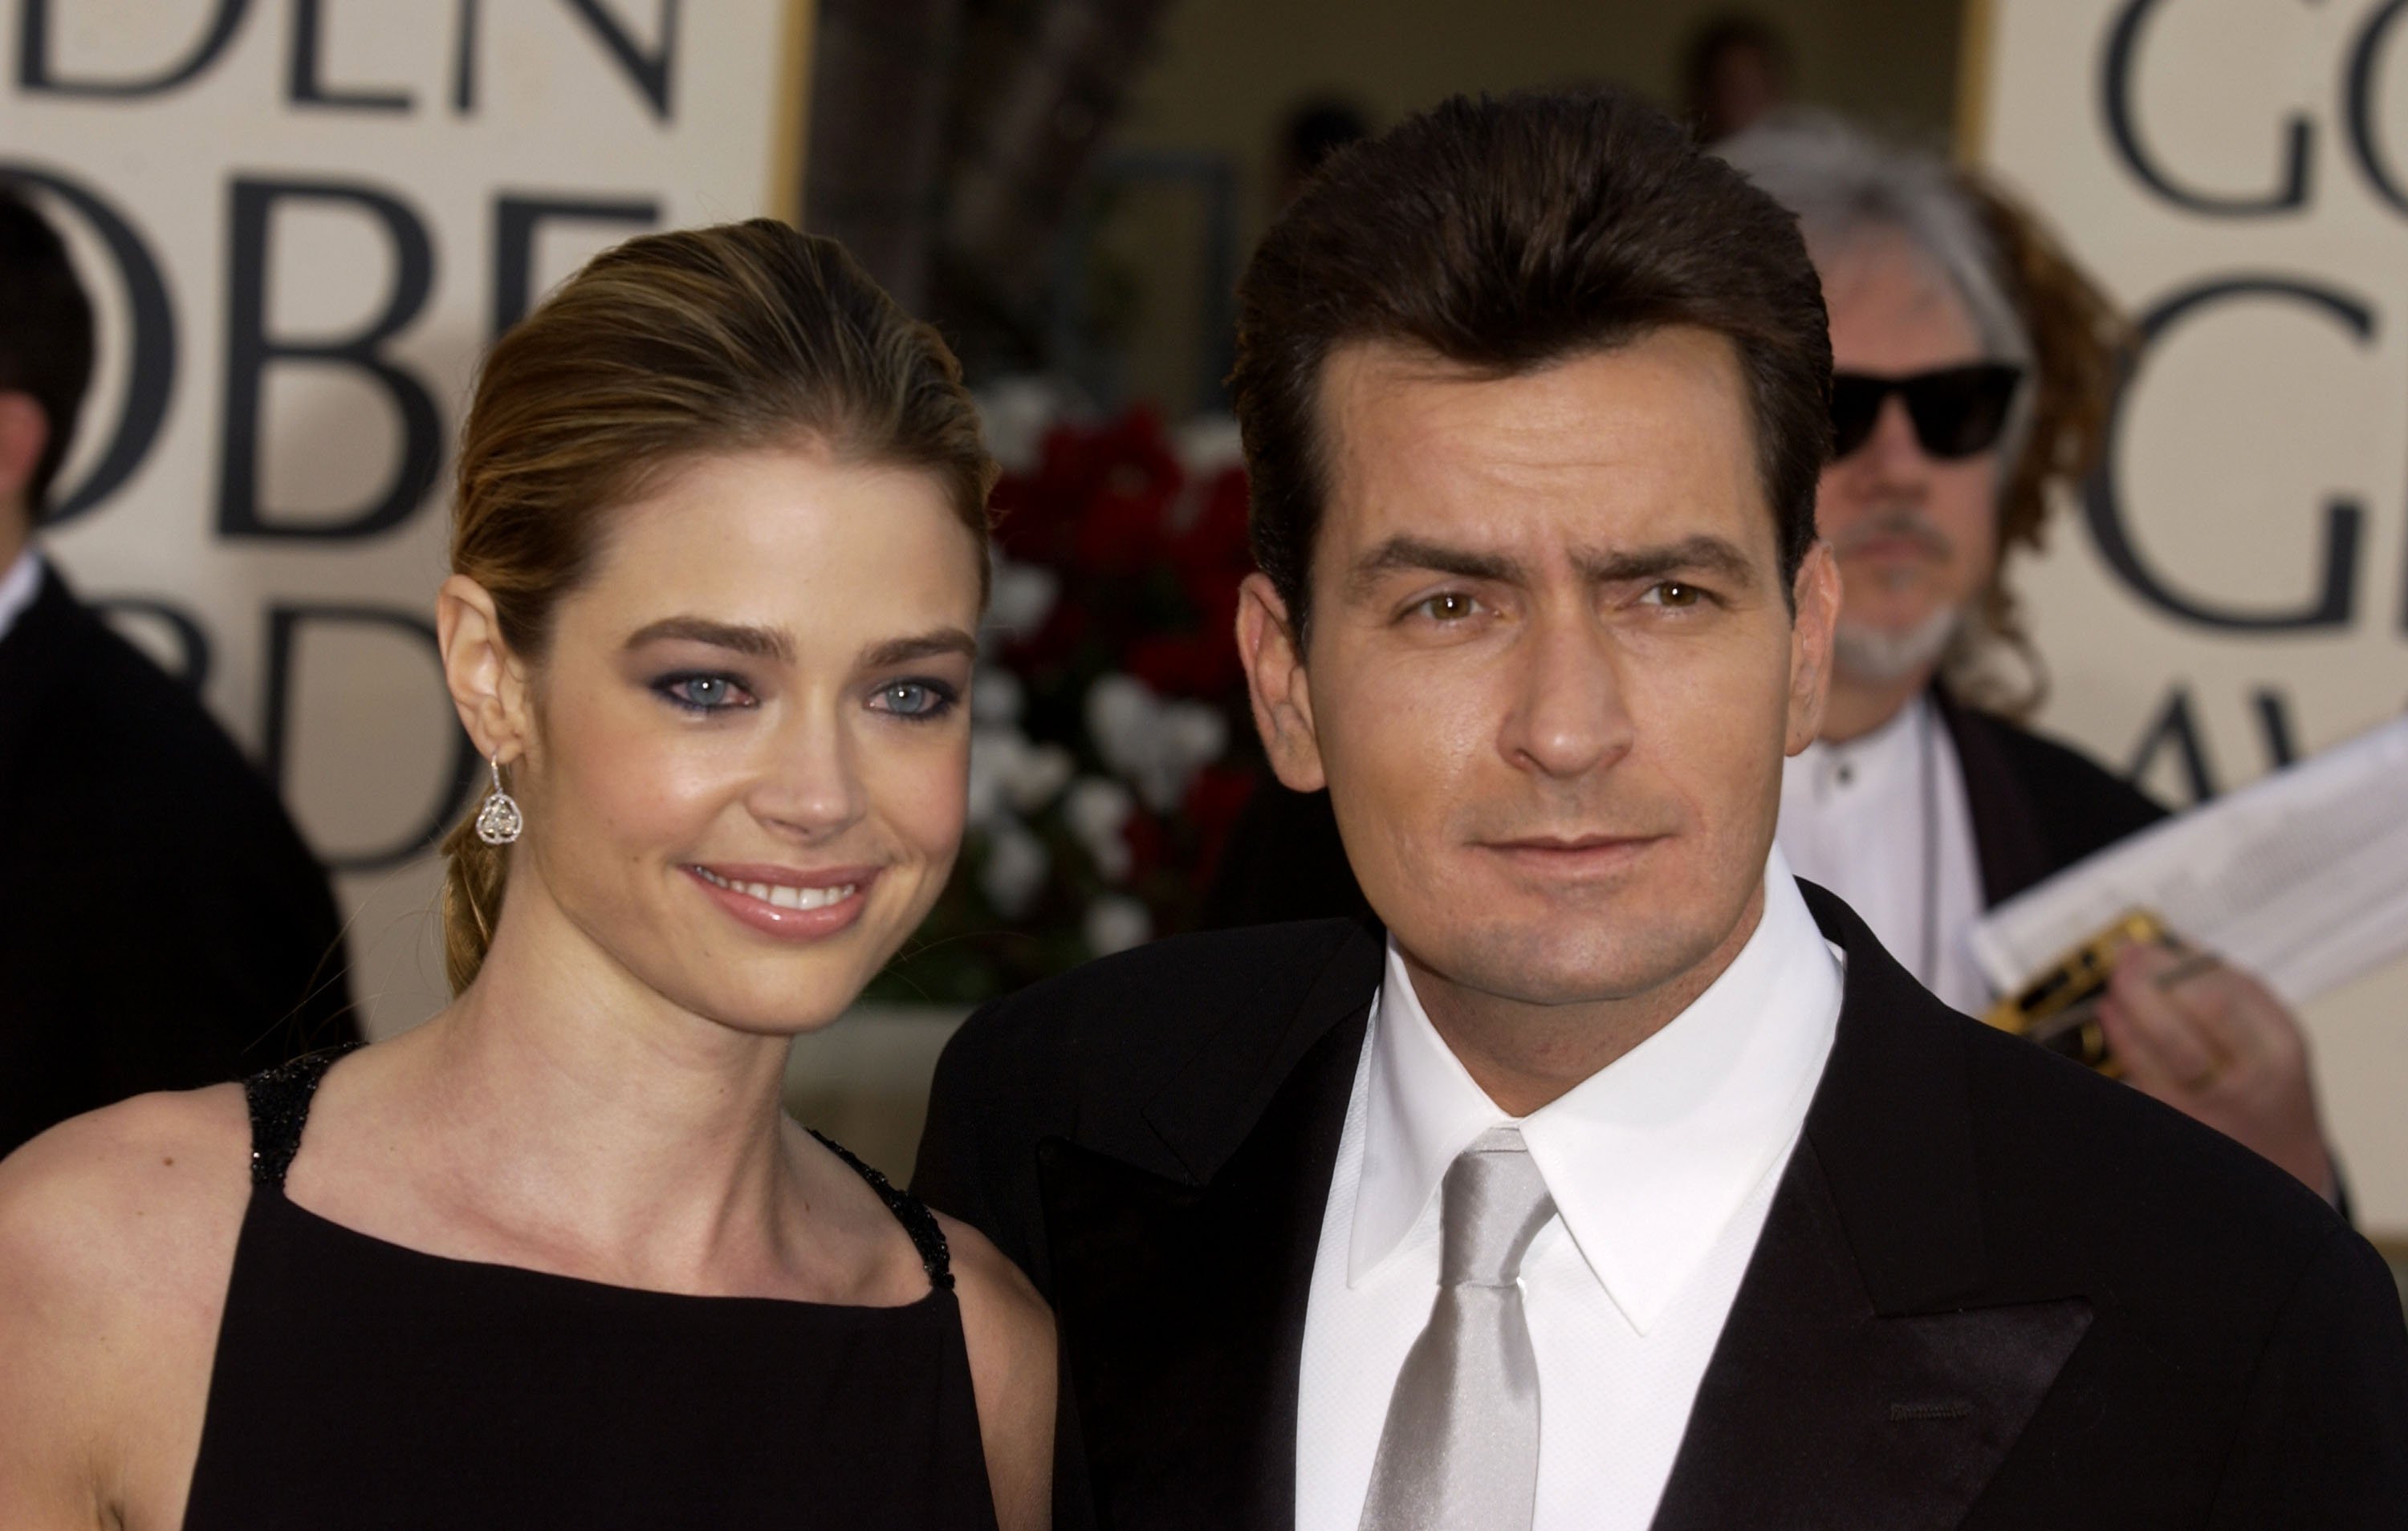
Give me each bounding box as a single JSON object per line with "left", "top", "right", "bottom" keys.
{"left": 936, "top": 1212, "right": 1056, "bottom": 1531}
{"left": 0, "top": 1086, "right": 254, "bottom": 1528}
{"left": 0, "top": 1084, "right": 254, "bottom": 1315}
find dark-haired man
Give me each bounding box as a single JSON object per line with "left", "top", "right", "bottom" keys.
{"left": 0, "top": 186, "right": 357, "bottom": 1154}
{"left": 914, "top": 91, "right": 2408, "bottom": 1530}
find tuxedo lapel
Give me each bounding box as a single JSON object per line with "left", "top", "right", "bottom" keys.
{"left": 1039, "top": 1003, "right": 1369, "bottom": 1531}
{"left": 1933, "top": 686, "right": 2053, "bottom": 908}
{"left": 1653, "top": 887, "right": 2092, "bottom": 1529}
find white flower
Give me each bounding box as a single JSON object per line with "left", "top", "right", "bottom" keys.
{"left": 970, "top": 667, "right": 1025, "bottom": 726}
{"left": 979, "top": 820, "right": 1050, "bottom": 918}
{"left": 1063, "top": 775, "right": 1136, "bottom": 882}
{"left": 969, "top": 726, "right": 1074, "bottom": 828}
{"left": 1085, "top": 672, "right": 1230, "bottom": 813}
{"left": 1084, "top": 894, "right": 1153, "bottom": 957}
{"left": 986, "top": 555, "right": 1060, "bottom": 644}
{"left": 974, "top": 376, "right": 1078, "bottom": 473}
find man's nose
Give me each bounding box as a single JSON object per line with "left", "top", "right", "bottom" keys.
{"left": 752, "top": 709, "right": 868, "bottom": 841}
{"left": 1857, "top": 393, "right": 1934, "bottom": 487}
{"left": 1496, "top": 611, "right": 1636, "bottom": 780}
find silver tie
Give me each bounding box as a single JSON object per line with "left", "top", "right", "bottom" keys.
{"left": 1358, "top": 1124, "right": 1557, "bottom": 1531}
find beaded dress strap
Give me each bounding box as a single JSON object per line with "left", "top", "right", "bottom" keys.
{"left": 809, "top": 1129, "right": 955, "bottom": 1293}
{"left": 242, "top": 1042, "right": 364, "bottom": 1189}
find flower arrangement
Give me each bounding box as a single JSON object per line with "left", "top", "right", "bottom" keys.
{"left": 864, "top": 393, "right": 1265, "bottom": 1005}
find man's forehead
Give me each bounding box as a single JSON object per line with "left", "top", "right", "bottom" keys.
{"left": 1313, "top": 331, "right": 1772, "bottom": 550}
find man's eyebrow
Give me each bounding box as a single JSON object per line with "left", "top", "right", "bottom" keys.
{"left": 1347, "top": 536, "right": 1528, "bottom": 596}
{"left": 623, "top": 616, "right": 796, "bottom": 663}
{"left": 1576, "top": 535, "right": 1759, "bottom": 589}
{"left": 862, "top": 628, "right": 978, "bottom": 668}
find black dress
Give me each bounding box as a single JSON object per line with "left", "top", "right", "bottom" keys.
{"left": 181, "top": 1048, "right": 999, "bottom": 1529}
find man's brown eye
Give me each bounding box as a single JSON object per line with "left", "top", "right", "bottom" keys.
{"left": 1419, "top": 592, "right": 1475, "bottom": 620}
{"left": 1655, "top": 582, "right": 1700, "bottom": 607}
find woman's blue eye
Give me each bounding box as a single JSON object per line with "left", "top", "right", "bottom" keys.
{"left": 876, "top": 680, "right": 957, "bottom": 719}
{"left": 657, "top": 674, "right": 749, "bottom": 711}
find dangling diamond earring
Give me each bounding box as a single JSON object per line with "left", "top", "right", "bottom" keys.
{"left": 474, "top": 756, "right": 523, "bottom": 846}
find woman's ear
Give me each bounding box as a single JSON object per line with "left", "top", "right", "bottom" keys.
{"left": 437, "top": 575, "right": 531, "bottom": 765}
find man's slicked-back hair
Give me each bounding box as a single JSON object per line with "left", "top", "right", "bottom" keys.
{"left": 1231, "top": 87, "right": 1832, "bottom": 641}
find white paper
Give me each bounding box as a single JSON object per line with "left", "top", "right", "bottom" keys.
{"left": 1970, "top": 715, "right": 2408, "bottom": 1005}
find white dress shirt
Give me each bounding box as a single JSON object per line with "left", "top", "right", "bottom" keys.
{"left": 0, "top": 546, "right": 39, "bottom": 647}
{"left": 1295, "top": 848, "right": 1845, "bottom": 1531}
{"left": 1778, "top": 693, "right": 1991, "bottom": 1013}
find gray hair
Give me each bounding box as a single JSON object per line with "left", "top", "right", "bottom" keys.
{"left": 1717, "top": 112, "right": 2035, "bottom": 476}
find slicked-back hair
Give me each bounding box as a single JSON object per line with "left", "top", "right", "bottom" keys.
{"left": 1231, "top": 88, "right": 1832, "bottom": 644}
{"left": 0, "top": 186, "right": 96, "bottom": 523}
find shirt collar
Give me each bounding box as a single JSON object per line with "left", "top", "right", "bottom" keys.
{"left": 0, "top": 546, "right": 40, "bottom": 648}
{"left": 1352, "top": 845, "right": 1844, "bottom": 1334}
{"left": 1787, "top": 692, "right": 1930, "bottom": 806}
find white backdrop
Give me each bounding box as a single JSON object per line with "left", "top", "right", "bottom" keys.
{"left": 1975, "top": 0, "right": 2408, "bottom": 1228}
{"left": 4, "top": 0, "right": 809, "bottom": 1042}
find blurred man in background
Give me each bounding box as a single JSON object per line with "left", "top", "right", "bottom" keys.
{"left": 0, "top": 185, "right": 356, "bottom": 1155}
{"left": 1721, "top": 116, "right": 2338, "bottom": 1200}
{"left": 1682, "top": 13, "right": 1792, "bottom": 144}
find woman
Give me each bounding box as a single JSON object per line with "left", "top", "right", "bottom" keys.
{"left": 0, "top": 221, "right": 1053, "bottom": 1528}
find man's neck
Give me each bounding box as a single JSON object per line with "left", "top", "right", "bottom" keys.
{"left": 1400, "top": 879, "right": 1767, "bottom": 1117}
{"left": 1820, "top": 661, "right": 1936, "bottom": 744}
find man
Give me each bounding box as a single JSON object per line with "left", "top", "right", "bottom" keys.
{"left": 1720, "top": 116, "right": 2338, "bottom": 1199}
{"left": 0, "top": 186, "right": 358, "bottom": 1155}
{"left": 915, "top": 91, "right": 2406, "bottom": 1529}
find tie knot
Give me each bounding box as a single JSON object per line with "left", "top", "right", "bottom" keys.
{"left": 1438, "top": 1125, "right": 1556, "bottom": 1286}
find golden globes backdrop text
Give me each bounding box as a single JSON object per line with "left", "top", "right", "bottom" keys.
{"left": 4, "top": 0, "right": 811, "bottom": 1037}
{"left": 1975, "top": 0, "right": 2408, "bottom": 1228}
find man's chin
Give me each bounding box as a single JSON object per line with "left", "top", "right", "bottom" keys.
{"left": 1832, "top": 605, "right": 1963, "bottom": 686}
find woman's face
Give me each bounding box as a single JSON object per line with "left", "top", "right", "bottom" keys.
{"left": 510, "top": 445, "right": 982, "bottom": 1034}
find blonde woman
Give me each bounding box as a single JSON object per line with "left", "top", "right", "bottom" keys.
{"left": 0, "top": 222, "right": 1052, "bottom": 1529}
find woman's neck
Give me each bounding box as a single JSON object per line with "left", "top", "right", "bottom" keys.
{"left": 379, "top": 878, "right": 807, "bottom": 1289}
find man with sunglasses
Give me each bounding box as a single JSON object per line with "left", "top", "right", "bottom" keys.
{"left": 1722, "top": 116, "right": 2341, "bottom": 1204}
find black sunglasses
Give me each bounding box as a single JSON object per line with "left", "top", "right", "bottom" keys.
{"left": 1830, "top": 363, "right": 2024, "bottom": 461}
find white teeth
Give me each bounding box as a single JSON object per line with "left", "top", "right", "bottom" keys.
{"left": 694, "top": 867, "right": 859, "bottom": 911}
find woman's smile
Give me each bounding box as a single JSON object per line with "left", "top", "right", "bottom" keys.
{"left": 682, "top": 861, "right": 881, "bottom": 941}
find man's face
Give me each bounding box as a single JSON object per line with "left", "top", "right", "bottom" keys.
{"left": 1816, "top": 232, "right": 2002, "bottom": 669}
{"left": 1246, "top": 331, "right": 1834, "bottom": 1011}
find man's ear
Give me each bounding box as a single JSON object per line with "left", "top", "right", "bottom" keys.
{"left": 0, "top": 392, "right": 51, "bottom": 529}
{"left": 437, "top": 574, "right": 535, "bottom": 767}
{"left": 1235, "top": 572, "right": 1328, "bottom": 793}
{"left": 1784, "top": 540, "right": 1840, "bottom": 755}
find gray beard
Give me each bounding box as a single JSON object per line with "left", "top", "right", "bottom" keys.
{"left": 1833, "top": 605, "right": 1963, "bottom": 687}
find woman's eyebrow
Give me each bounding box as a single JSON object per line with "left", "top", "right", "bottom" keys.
{"left": 862, "top": 628, "right": 978, "bottom": 668}
{"left": 623, "top": 616, "right": 796, "bottom": 663}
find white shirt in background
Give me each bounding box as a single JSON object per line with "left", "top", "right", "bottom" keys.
{"left": 1778, "top": 693, "right": 1990, "bottom": 1014}
{"left": 0, "top": 546, "right": 40, "bottom": 648}
{"left": 1294, "top": 848, "right": 1845, "bottom": 1531}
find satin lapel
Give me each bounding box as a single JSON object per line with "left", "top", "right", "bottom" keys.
{"left": 1655, "top": 887, "right": 2093, "bottom": 1529}
{"left": 1039, "top": 1004, "right": 1369, "bottom": 1531}
{"left": 1933, "top": 686, "right": 2053, "bottom": 907}
{"left": 1651, "top": 1144, "right": 2092, "bottom": 1529}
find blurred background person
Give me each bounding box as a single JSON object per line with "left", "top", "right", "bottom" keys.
{"left": 0, "top": 221, "right": 1051, "bottom": 1529}
{"left": 1720, "top": 115, "right": 2338, "bottom": 1199}
{"left": 1682, "top": 11, "right": 1794, "bottom": 143}
{"left": 0, "top": 185, "right": 356, "bottom": 1158}
{"left": 1271, "top": 94, "right": 1373, "bottom": 209}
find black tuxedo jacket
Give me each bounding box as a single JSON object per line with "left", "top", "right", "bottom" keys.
{"left": 913, "top": 887, "right": 2408, "bottom": 1529}
{"left": 0, "top": 565, "right": 358, "bottom": 1155}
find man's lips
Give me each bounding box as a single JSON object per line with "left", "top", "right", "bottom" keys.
{"left": 682, "top": 862, "right": 881, "bottom": 940}
{"left": 1474, "top": 834, "right": 1667, "bottom": 874}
